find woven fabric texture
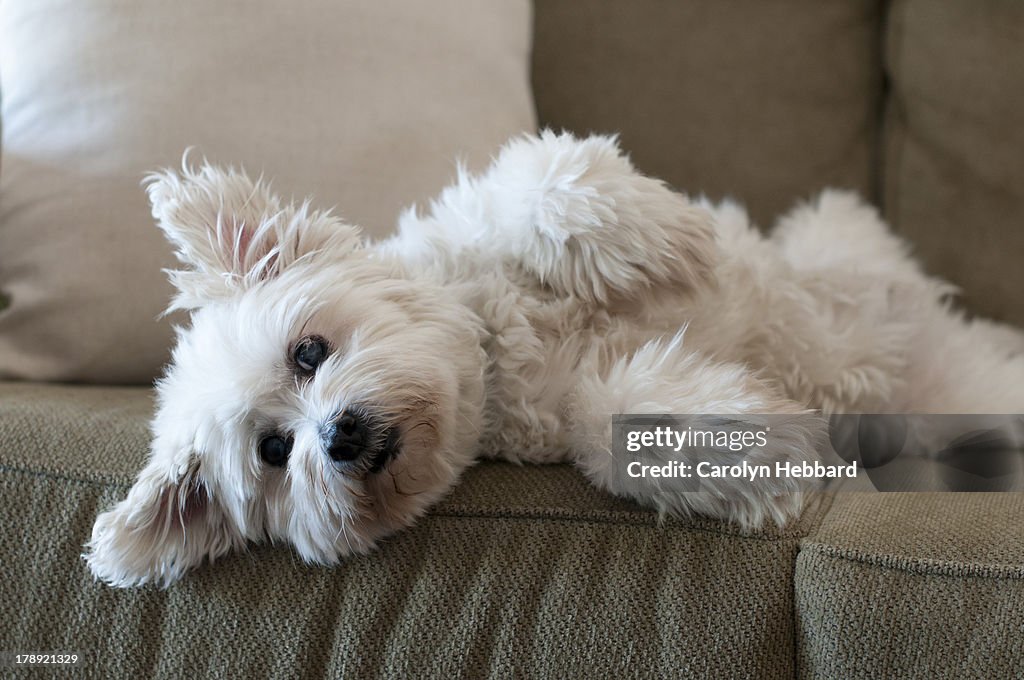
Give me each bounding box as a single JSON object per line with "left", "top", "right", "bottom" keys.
{"left": 1, "top": 382, "right": 821, "bottom": 678}
{"left": 795, "top": 492, "right": 1024, "bottom": 679}
{"left": 795, "top": 548, "right": 1024, "bottom": 679}
{"left": 883, "top": 0, "right": 1024, "bottom": 326}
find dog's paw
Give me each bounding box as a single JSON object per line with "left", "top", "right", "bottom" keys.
{"left": 647, "top": 483, "right": 807, "bottom": 531}
{"left": 583, "top": 413, "right": 825, "bottom": 530}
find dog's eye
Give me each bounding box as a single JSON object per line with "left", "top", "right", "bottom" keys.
{"left": 293, "top": 335, "right": 329, "bottom": 372}
{"left": 259, "top": 434, "right": 292, "bottom": 467}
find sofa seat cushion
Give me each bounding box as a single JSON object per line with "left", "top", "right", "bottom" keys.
{"left": 0, "top": 382, "right": 825, "bottom": 677}
{"left": 796, "top": 493, "right": 1024, "bottom": 679}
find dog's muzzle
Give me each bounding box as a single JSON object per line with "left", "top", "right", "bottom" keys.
{"left": 322, "top": 411, "right": 399, "bottom": 472}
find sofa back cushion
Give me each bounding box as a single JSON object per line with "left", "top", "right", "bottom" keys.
{"left": 532, "top": 0, "right": 885, "bottom": 228}
{"left": 883, "top": 0, "right": 1024, "bottom": 326}
{"left": 533, "top": 0, "right": 1024, "bottom": 325}
{"left": 0, "top": 0, "right": 535, "bottom": 383}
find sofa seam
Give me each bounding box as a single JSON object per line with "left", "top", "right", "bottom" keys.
{"left": 0, "top": 462, "right": 808, "bottom": 541}
{"left": 798, "top": 540, "right": 1024, "bottom": 581}
{"left": 429, "top": 506, "right": 807, "bottom": 541}
{"left": 791, "top": 490, "right": 839, "bottom": 678}
{"left": 882, "top": 0, "right": 908, "bottom": 235}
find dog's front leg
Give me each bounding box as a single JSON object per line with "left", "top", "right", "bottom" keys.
{"left": 564, "top": 334, "right": 824, "bottom": 529}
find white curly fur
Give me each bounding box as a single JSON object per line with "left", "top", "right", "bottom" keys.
{"left": 85, "top": 130, "right": 1024, "bottom": 587}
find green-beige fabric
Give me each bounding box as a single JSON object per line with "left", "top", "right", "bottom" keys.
{"left": 883, "top": 0, "right": 1024, "bottom": 326}
{"left": 532, "top": 0, "right": 885, "bottom": 234}
{"left": 2, "top": 383, "right": 1023, "bottom": 677}
{"left": 1, "top": 382, "right": 821, "bottom": 678}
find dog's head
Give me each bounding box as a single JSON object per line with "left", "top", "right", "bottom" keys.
{"left": 86, "top": 162, "right": 486, "bottom": 587}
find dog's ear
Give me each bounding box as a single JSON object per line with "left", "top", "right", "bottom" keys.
{"left": 145, "top": 160, "right": 362, "bottom": 311}
{"left": 85, "top": 450, "right": 239, "bottom": 588}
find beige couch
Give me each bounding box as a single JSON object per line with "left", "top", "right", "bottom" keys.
{"left": 2, "top": 1, "right": 1023, "bottom": 677}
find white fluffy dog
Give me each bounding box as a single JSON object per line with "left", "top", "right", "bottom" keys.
{"left": 86, "top": 131, "right": 1024, "bottom": 587}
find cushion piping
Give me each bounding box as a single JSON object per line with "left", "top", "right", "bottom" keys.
{"left": 797, "top": 540, "right": 1024, "bottom": 580}
{"left": 0, "top": 460, "right": 813, "bottom": 540}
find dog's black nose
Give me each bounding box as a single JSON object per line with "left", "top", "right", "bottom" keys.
{"left": 326, "top": 412, "right": 369, "bottom": 462}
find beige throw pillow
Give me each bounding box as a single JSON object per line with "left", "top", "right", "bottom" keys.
{"left": 0, "top": 0, "right": 535, "bottom": 383}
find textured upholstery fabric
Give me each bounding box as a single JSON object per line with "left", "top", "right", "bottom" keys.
{"left": 883, "top": 0, "right": 1024, "bottom": 326}
{"left": 532, "top": 0, "right": 885, "bottom": 228}
{"left": 0, "top": 0, "right": 535, "bottom": 383}
{"left": 796, "top": 494, "right": 1024, "bottom": 679}
{"left": 3, "top": 385, "right": 1022, "bottom": 677}
{"left": 0, "top": 382, "right": 822, "bottom": 678}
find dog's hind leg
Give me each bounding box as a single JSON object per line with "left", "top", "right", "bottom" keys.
{"left": 770, "top": 189, "right": 922, "bottom": 281}
{"left": 898, "top": 310, "right": 1024, "bottom": 414}
{"left": 773, "top": 190, "right": 1024, "bottom": 415}
{"left": 563, "top": 333, "right": 824, "bottom": 529}
{"left": 391, "top": 130, "right": 718, "bottom": 305}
